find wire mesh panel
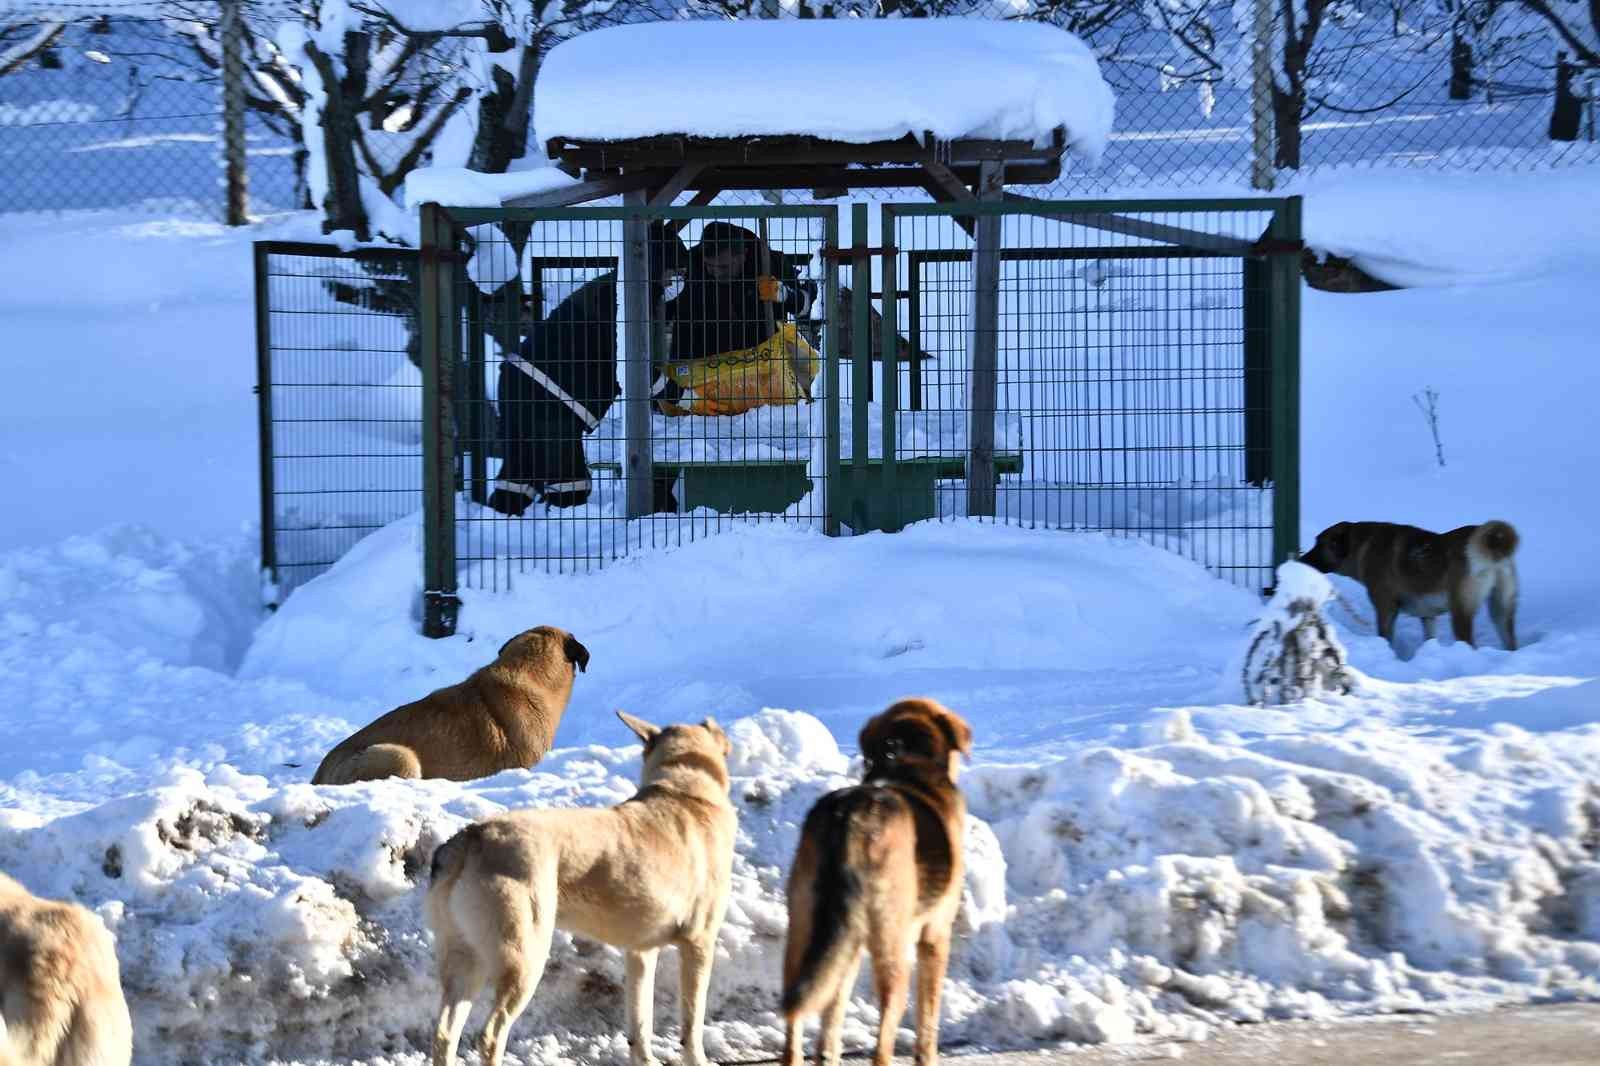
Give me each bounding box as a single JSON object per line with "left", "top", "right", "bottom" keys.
{"left": 434, "top": 205, "right": 837, "bottom": 597}
{"left": 254, "top": 242, "right": 421, "bottom": 601}
{"left": 877, "top": 200, "right": 1298, "bottom": 593}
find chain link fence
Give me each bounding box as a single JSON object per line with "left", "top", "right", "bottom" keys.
{"left": 2, "top": 1, "right": 1597, "bottom": 221}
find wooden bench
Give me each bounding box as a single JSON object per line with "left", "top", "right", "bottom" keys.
{"left": 589, "top": 453, "right": 1022, "bottom": 521}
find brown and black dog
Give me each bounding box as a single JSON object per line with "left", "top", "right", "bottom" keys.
{"left": 312, "top": 626, "right": 590, "bottom": 785}
{"left": 781, "top": 698, "right": 973, "bottom": 1066}
{"left": 1301, "top": 520, "right": 1519, "bottom": 650}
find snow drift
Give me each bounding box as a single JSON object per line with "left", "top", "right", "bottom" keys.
{"left": 5, "top": 700, "right": 1600, "bottom": 1065}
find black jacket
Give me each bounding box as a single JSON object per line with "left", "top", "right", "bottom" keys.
{"left": 663, "top": 273, "right": 813, "bottom": 361}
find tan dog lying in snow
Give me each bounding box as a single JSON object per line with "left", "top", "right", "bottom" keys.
{"left": 312, "top": 625, "right": 589, "bottom": 784}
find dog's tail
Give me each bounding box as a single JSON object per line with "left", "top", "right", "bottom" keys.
{"left": 429, "top": 823, "right": 484, "bottom": 888}
{"left": 782, "top": 787, "right": 904, "bottom": 1018}
{"left": 1472, "top": 520, "right": 1520, "bottom": 562}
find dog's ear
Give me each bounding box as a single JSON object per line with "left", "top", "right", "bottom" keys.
{"left": 498, "top": 632, "right": 522, "bottom": 659}
{"left": 617, "top": 710, "right": 661, "bottom": 745}
{"left": 933, "top": 707, "right": 974, "bottom": 757}
{"left": 1325, "top": 522, "right": 1351, "bottom": 557}
{"left": 702, "top": 717, "right": 732, "bottom": 756}
{"left": 564, "top": 634, "right": 590, "bottom": 674}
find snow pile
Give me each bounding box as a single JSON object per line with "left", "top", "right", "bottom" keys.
{"left": 239, "top": 520, "right": 1257, "bottom": 749}
{"left": 535, "top": 20, "right": 1116, "bottom": 163}
{"left": 1238, "top": 561, "right": 1355, "bottom": 706}
{"left": 5, "top": 703, "right": 1600, "bottom": 1065}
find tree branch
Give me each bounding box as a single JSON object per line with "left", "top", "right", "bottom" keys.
{"left": 378, "top": 85, "right": 473, "bottom": 196}
{"left": 0, "top": 18, "right": 67, "bottom": 77}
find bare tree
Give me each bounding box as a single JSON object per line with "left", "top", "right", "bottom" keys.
{"left": 0, "top": 14, "right": 75, "bottom": 76}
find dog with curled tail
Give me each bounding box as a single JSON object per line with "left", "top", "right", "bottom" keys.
{"left": 425, "top": 712, "right": 736, "bottom": 1066}
{"left": 313, "top": 625, "right": 590, "bottom": 785}
{"left": 1301, "top": 520, "right": 1519, "bottom": 651}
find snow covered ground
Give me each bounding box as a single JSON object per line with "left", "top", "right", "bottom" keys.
{"left": 2, "top": 167, "right": 1600, "bottom": 1065}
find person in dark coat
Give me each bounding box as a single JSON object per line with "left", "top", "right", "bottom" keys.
{"left": 488, "top": 222, "right": 688, "bottom": 517}
{"left": 656, "top": 223, "right": 816, "bottom": 406}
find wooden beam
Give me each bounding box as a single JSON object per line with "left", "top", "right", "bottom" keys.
{"left": 919, "top": 160, "right": 974, "bottom": 203}
{"left": 664, "top": 187, "right": 721, "bottom": 235}
{"left": 648, "top": 163, "right": 705, "bottom": 207}
{"left": 967, "top": 160, "right": 1004, "bottom": 520}
{"left": 503, "top": 170, "right": 665, "bottom": 208}
{"left": 1002, "top": 193, "right": 1257, "bottom": 255}
{"left": 918, "top": 161, "right": 977, "bottom": 240}
{"left": 546, "top": 132, "right": 1065, "bottom": 172}
{"left": 683, "top": 161, "right": 1060, "bottom": 191}
{"left": 622, "top": 190, "right": 655, "bottom": 518}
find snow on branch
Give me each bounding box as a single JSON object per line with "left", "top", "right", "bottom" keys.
{"left": 1239, "top": 561, "right": 1357, "bottom": 706}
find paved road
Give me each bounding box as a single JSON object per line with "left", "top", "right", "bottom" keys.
{"left": 946, "top": 1002, "right": 1600, "bottom": 1066}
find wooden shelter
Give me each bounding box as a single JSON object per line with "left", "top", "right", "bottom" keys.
{"left": 496, "top": 128, "right": 1071, "bottom": 519}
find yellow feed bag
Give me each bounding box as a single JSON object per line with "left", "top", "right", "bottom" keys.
{"left": 657, "top": 322, "right": 820, "bottom": 417}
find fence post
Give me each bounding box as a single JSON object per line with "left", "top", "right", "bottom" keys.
{"left": 622, "top": 191, "right": 655, "bottom": 519}
{"left": 420, "top": 204, "right": 461, "bottom": 638}
{"left": 253, "top": 242, "right": 278, "bottom": 605}
{"left": 966, "top": 161, "right": 1003, "bottom": 519}
{"left": 850, "top": 202, "right": 871, "bottom": 533}
{"left": 219, "top": 0, "right": 249, "bottom": 225}
{"left": 1269, "top": 197, "right": 1303, "bottom": 571}
{"left": 824, "top": 208, "right": 842, "bottom": 537}
{"left": 1250, "top": 0, "right": 1276, "bottom": 191}
{"left": 880, "top": 205, "right": 899, "bottom": 519}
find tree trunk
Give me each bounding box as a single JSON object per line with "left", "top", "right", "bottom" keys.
{"left": 1449, "top": 31, "right": 1474, "bottom": 99}
{"left": 468, "top": 43, "right": 541, "bottom": 175}
{"left": 1271, "top": 84, "right": 1304, "bottom": 169}
{"left": 306, "top": 33, "right": 370, "bottom": 242}
{"left": 1549, "top": 51, "right": 1582, "bottom": 140}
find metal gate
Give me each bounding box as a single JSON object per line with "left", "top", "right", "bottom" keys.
{"left": 254, "top": 241, "right": 421, "bottom": 603}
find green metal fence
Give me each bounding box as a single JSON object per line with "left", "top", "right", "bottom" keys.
{"left": 864, "top": 198, "right": 1301, "bottom": 588}
{"left": 252, "top": 200, "right": 1299, "bottom": 631}
{"left": 412, "top": 197, "right": 1300, "bottom": 637}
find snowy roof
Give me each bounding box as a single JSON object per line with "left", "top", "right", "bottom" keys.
{"left": 404, "top": 165, "right": 577, "bottom": 209}
{"left": 534, "top": 19, "right": 1116, "bottom": 164}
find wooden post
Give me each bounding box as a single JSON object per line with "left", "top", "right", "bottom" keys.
{"left": 966, "top": 160, "right": 1003, "bottom": 519}
{"left": 1250, "top": 0, "right": 1275, "bottom": 191}
{"left": 622, "top": 190, "right": 655, "bottom": 518}
{"left": 219, "top": 0, "right": 250, "bottom": 224}
{"left": 419, "top": 204, "right": 460, "bottom": 637}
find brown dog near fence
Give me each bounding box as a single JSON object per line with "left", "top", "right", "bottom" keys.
{"left": 1300, "top": 520, "right": 1519, "bottom": 650}
{"left": 425, "top": 713, "right": 736, "bottom": 1066}
{"left": 312, "top": 626, "right": 589, "bottom": 785}
{"left": 781, "top": 698, "right": 974, "bottom": 1066}
{"left": 0, "top": 872, "right": 133, "bottom": 1066}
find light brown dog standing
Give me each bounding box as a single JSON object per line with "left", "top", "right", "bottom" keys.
{"left": 781, "top": 698, "right": 974, "bottom": 1066}
{"left": 1300, "top": 520, "right": 1519, "bottom": 650}
{"left": 425, "top": 712, "right": 737, "bottom": 1066}
{"left": 312, "top": 626, "right": 589, "bottom": 785}
{"left": 0, "top": 873, "right": 132, "bottom": 1066}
